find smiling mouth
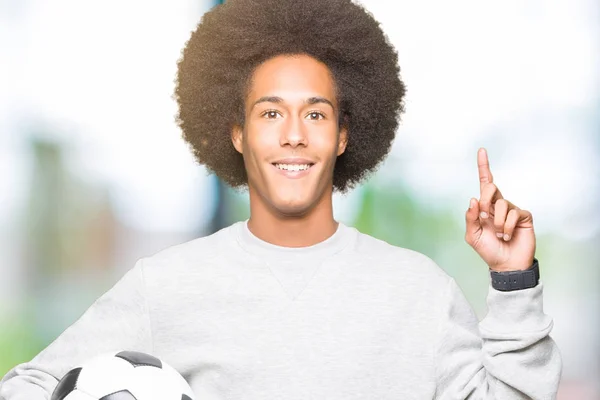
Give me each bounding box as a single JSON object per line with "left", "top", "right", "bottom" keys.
{"left": 271, "top": 162, "right": 315, "bottom": 178}
{"left": 272, "top": 163, "right": 315, "bottom": 172}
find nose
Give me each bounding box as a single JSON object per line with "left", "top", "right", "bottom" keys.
{"left": 280, "top": 115, "right": 308, "bottom": 147}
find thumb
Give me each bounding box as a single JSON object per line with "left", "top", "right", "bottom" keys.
{"left": 465, "top": 198, "right": 482, "bottom": 243}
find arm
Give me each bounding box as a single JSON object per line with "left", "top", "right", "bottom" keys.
{"left": 0, "top": 259, "right": 153, "bottom": 400}
{"left": 435, "top": 147, "right": 562, "bottom": 398}
{"left": 433, "top": 277, "right": 562, "bottom": 400}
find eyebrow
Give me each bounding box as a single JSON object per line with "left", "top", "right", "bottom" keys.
{"left": 251, "top": 96, "right": 335, "bottom": 110}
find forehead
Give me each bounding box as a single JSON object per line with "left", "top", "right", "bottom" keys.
{"left": 246, "top": 54, "right": 337, "bottom": 106}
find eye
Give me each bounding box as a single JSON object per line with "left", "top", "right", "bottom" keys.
{"left": 261, "top": 110, "right": 281, "bottom": 119}
{"left": 307, "top": 111, "right": 325, "bottom": 120}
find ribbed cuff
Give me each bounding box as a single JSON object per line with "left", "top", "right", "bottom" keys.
{"left": 479, "top": 280, "right": 552, "bottom": 335}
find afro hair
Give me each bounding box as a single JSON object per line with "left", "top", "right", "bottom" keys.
{"left": 175, "top": 0, "right": 406, "bottom": 193}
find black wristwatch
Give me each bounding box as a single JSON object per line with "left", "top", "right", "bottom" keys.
{"left": 490, "top": 258, "right": 540, "bottom": 291}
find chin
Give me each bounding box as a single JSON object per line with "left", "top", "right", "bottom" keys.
{"left": 271, "top": 197, "right": 315, "bottom": 218}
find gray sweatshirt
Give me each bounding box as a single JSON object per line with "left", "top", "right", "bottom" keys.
{"left": 0, "top": 221, "right": 562, "bottom": 399}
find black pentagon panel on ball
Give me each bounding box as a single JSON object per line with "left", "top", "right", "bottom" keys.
{"left": 115, "top": 350, "right": 162, "bottom": 368}
{"left": 99, "top": 389, "right": 138, "bottom": 400}
{"left": 51, "top": 367, "right": 82, "bottom": 400}
{"left": 182, "top": 395, "right": 193, "bottom": 400}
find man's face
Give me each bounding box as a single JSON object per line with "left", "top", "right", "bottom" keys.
{"left": 231, "top": 54, "right": 347, "bottom": 217}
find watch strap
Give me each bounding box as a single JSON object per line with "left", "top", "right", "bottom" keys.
{"left": 490, "top": 258, "right": 539, "bottom": 291}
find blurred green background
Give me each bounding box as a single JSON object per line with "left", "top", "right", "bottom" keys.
{"left": 0, "top": 0, "right": 598, "bottom": 398}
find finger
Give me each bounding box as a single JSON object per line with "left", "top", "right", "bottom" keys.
{"left": 465, "top": 198, "right": 482, "bottom": 246}
{"left": 477, "top": 148, "right": 493, "bottom": 193}
{"left": 478, "top": 182, "right": 503, "bottom": 219}
{"left": 493, "top": 199, "right": 509, "bottom": 238}
{"left": 502, "top": 208, "right": 521, "bottom": 241}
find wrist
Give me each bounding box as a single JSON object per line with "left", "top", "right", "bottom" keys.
{"left": 490, "top": 258, "right": 540, "bottom": 291}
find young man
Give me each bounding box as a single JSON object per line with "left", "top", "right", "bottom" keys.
{"left": 0, "top": 0, "right": 561, "bottom": 399}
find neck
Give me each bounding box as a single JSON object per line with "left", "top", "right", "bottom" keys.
{"left": 247, "top": 188, "right": 337, "bottom": 248}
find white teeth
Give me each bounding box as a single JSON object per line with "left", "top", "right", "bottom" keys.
{"left": 275, "top": 163, "right": 311, "bottom": 171}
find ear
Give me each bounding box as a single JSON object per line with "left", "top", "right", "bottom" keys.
{"left": 231, "top": 125, "right": 244, "bottom": 154}
{"left": 337, "top": 126, "right": 348, "bottom": 156}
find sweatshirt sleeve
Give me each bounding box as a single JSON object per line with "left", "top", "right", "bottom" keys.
{"left": 0, "top": 259, "right": 153, "bottom": 400}
{"left": 433, "top": 278, "right": 562, "bottom": 400}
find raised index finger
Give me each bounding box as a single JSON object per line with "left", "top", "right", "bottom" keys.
{"left": 477, "top": 147, "right": 493, "bottom": 189}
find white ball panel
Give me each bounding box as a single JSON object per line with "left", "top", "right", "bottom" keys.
{"left": 63, "top": 390, "right": 96, "bottom": 400}
{"left": 126, "top": 365, "right": 183, "bottom": 400}
{"left": 161, "top": 362, "right": 195, "bottom": 399}
{"left": 76, "top": 354, "right": 135, "bottom": 398}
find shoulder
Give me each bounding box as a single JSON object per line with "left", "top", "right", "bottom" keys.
{"left": 350, "top": 226, "right": 452, "bottom": 286}
{"left": 139, "top": 222, "right": 238, "bottom": 271}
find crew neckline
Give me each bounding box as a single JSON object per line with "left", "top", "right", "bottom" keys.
{"left": 233, "top": 219, "right": 355, "bottom": 261}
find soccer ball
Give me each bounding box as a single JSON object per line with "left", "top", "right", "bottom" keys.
{"left": 51, "top": 350, "right": 195, "bottom": 400}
